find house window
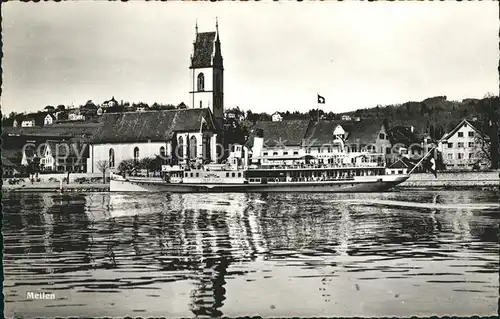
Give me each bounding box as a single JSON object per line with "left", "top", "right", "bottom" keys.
{"left": 178, "top": 136, "right": 184, "bottom": 159}
{"left": 226, "top": 173, "right": 229, "bottom": 177}
{"left": 160, "top": 146, "right": 166, "bottom": 158}
{"left": 458, "top": 153, "right": 464, "bottom": 159}
{"left": 283, "top": 151, "right": 288, "bottom": 155}
{"left": 273, "top": 152, "right": 278, "bottom": 156}
{"left": 458, "top": 142, "right": 464, "bottom": 148}
{"left": 293, "top": 151, "right": 299, "bottom": 155}
{"left": 189, "top": 136, "right": 197, "bottom": 159}
{"left": 447, "top": 143, "right": 453, "bottom": 148}
{"left": 200, "top": 101, "right": 202, "bottom": 108}
{"left": 109, "top": 148, "right": 115, "bottom": 168}
{"left": 263, "top": 152, "right": 268, "bottom": 156}
{"left": 447, "top": 153, "right": 453, "bottom": 160}
{"left": 386, "top": 147, "right": 391, "bottom": 154}
{"left": 238, "top": 173, "right": 242, "bottom": 177}
{"left": 468, "top": 142, "right": 474, "bottom": 148}
{"left": 133, "top": 147, "right": 139, "bottom": 162}
{"left": 458, "top": 132, "right": 464, "bottom": 138}
{"left": 469, "top": 153, "right": 474, "bottom": 159}
{"left": 185, "top": 172, "right": 188, "bottom": 177}
{"left": 232, "top": 173, "right": 235, "bottom": 177}
{"left": 468, "top": 131, "right": 474, "bottom": 137}
{"left": 197, "top": 73, "right": 205, "bottom": 91}
{"left": 379, "top": 133, "right": 385, "bottom": 140}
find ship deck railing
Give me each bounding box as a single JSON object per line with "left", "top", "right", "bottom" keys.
{"left": 252, "top": 163, "right": 386, "bottom": 170}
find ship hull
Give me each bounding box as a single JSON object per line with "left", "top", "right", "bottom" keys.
{"left": 110, "top": 175, "right": 409, "bottom": 193}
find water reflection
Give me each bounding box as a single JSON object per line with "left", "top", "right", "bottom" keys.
{"left": 2, "top": 190, "right": 499, "bottom": 317}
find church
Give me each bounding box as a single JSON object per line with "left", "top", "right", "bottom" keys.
{"left": 87, "top": 21, "right": 225, "bottom": 174}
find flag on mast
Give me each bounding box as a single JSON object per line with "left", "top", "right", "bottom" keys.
{"left": 423, "top": 148, "right": 438, "bottom": 178}
{"left": 317, "top": 94, "right": 326, "bottom": 104}
{"left": 429, "top": 155, "right": 437, "bottom": 178}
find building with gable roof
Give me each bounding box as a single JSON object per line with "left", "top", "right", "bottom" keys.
{"left": 39, "top": 140, "right": 88, "bottom": 172}
{"left": 438, "top": 119, "right": 490, "bottom": 170}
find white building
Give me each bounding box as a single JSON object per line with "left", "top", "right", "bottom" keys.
{"left": 44, "top": 114, "right": 55, "bottom": 126}
{"left": 438, "top": 119, "right": 490, "bottom": 170}
{"left": 21, "top": 119, "right": 36, "bottom": 127}
{"left": 271, "top": 112, "right": 283, "bottom": 122}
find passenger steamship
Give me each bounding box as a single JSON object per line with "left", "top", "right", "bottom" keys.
{"left": 110, "top": 151, "right": 410, "bottom": 193}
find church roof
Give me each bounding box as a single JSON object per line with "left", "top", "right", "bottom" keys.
{"left": 91, "top": 108, "right": 217, "bottom": 144}
{"left": 191, "top": 32, "right": 216, "bottom": 68}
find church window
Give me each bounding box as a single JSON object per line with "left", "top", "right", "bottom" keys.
{"left": 178, "top": 136, "right": 184, "bottom": 159}
{"left": 200, "top": 101, "right": 202, "bottom": 108}
{"left": 197, "top": 73, "right": 205, "bottom": 91}
{"left": 109, "top": 148, "right": 115, "bottom": 168}
{"left": 189, "top": 136, "right": 197, "bottom": 158}
{"left": 133, "top": 147, "right": 139, "bottom": 163}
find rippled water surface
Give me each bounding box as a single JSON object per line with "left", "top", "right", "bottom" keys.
{"left": 3, "top": 190, "right": 499, "bottom": 317}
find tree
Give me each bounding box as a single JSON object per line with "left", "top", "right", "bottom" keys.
{"left": 139, "top": 157, "right": 157, "bottom": 177}
{"left": 44, "top": 105, "right": 55, "bottom": 112}
{"left": 83, "top": 100, "right": 97, "bottom": 109}
{"left": 57, "top": 105, "right": 66, "bottom": 111}
{"left": 118, "top": 159, "right": 136, "bottom": 175}
{"left": 96, "top": 160, "right": 109, "bottom": 184}
{"left": 474, "top": 95, "right": 500, "bottom": 169}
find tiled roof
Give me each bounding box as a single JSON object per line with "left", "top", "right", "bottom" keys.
{"left": 345, "top": 119, "right": 387, "bottom": 145}
{"left": 91, "top": 108, "right": 217, "bottom": 144}
{"left": 389, "top": 126, "right": 420, "bottom": 146}
{"left": 389, "top": 157, "right": 414, "bottom": 169}
{"left": 255, "top": 120, "right": 311, "bottom": 147}
{"left": 439, "top": 119, "right": 488, "bottom": 142}
{"left": 191, "top": 32, "right": 216, "bottom": 68}
{"left": 304, "top": 120, "right": 346, "bottom": 147}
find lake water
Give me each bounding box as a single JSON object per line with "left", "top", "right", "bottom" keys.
{"left": 3, "top": 190, "right": 499, "bottom": 318}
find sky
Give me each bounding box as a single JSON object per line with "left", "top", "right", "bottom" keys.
{"left": 2, "top": 1, "right": 498, "bottom": 115}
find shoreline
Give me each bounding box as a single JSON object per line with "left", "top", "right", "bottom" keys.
{"left": 2, "top": 183, "right": 109, "bottom": 193}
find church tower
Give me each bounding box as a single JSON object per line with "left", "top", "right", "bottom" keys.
{"left": 189, "top": 19, "right": 224, "bottom": 128}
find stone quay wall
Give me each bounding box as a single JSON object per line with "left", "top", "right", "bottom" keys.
{"left": 399, "top": 170, "right": 500, "bottom": 188}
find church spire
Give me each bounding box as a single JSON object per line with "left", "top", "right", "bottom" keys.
{"left": 216, "top": 17, "right": 219, "bottom": 41}
{"left": 195, "top": 19, "right": 198, "bottom": 34}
